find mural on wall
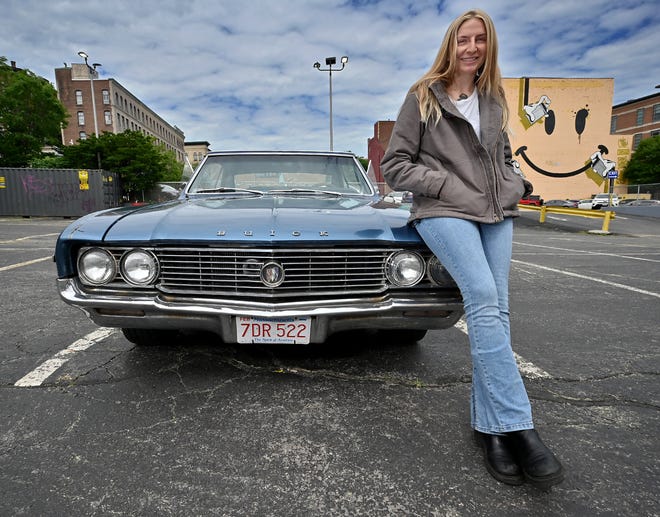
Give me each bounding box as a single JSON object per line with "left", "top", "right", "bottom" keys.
{"left": 503, "top": 77, "right": 629, "bottom": 198}
{"left": 515, "top": 78, "right": 616, "bottom": 181}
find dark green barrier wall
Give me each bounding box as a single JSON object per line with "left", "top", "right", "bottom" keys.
{"left": 0, "top": 168, "right": 121, "bottom": 217}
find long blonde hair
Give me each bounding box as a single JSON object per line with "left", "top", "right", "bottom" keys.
{"left": 411, "top": 9, "right": 509, "bottom": 128}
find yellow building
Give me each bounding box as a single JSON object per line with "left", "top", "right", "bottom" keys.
{"left": 504, "top": 77, "right": 629, "bottom": 201}
{"left": 184, "top": 140, "right": 211, "bottom": 167}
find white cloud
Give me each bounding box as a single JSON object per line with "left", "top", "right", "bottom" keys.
{"left": 3, "top": 0, "right": 658, "bottom": 156}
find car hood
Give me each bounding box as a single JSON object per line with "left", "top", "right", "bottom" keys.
{"left": 98, "top": 196, "right": 420, "bottom": 244}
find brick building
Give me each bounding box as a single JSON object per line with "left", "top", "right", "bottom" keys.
{"left": 611, "top": 90, "right": 660, "bottom": 150}
{"left": 367, "top": 121, "right": 394, "bottom": 188}
{"left": 55, "top": 63, "right": 185, "bottom": 162}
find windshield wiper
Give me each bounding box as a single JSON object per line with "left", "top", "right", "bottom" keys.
{"left": 266, "top": 188, "right": 343, "bottom": 197}
{"left": 192, "top": 187, "right": 264, "bottom": 195}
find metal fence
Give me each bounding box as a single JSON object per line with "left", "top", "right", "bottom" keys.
{"left": 624, "top": 183, "right": 660, "bottom": 200}
{"left": 376, "top": 182, "right": 660, "bottom": 201}
{"left": 0, "top": 168, "right": 121, "bottom": 217}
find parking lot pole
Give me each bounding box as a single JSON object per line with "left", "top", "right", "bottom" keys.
{"left": 539, "top": 205, "right": 548, "bottom": 223}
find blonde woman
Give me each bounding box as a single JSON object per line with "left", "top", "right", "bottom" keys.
{"left": 382, "top": 9, "right": 564, "bottom": 489}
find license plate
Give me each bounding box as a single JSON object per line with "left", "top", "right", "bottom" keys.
{"left": 236, "top": 316, "right": 311, "bottom": 344}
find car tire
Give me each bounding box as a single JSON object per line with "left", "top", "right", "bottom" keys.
{"left": 383, "top": 329, "right": 428, "bottom": 344}
{"left": 121, "top": 328, "right": 180, "bottom": 346}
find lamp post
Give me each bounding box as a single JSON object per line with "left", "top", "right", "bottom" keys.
{"left": 313, "top": 56, "right": 348, "bottom": 151}
{"left": 77, "top": 51, "right": 101, "bottom": 138}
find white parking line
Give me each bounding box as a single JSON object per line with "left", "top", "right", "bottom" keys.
{"left": 454, "top": 318, "right": 551, "bottom": 379}
{"left": 514, "top": 241, "right": 660, "bottom": 263}
{"left": 0, "top": 256, "right": 52, "bottom": 272}
{"left": 512, "top": 259, "right": 660, "bottom": 298}
{"left": 14, "top": 328, "right": 117, "bottom": 387}
{"left": 0, "top": 232, "right": 60, "bottom": 244}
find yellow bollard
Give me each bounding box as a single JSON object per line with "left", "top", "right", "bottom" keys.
{"left": 602, "top": 210, "right": 612, "bottom": 233}
{"left": 539, "top": 205, "right": 547, "bottom": 223}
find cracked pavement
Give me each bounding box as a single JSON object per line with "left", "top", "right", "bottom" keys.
{"left": 1, "top": 214, "right": 659, "bottom": 516}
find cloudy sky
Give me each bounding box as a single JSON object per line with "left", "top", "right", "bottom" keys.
{"left": 3, "top": 0, "right": 659, "bottom": 156}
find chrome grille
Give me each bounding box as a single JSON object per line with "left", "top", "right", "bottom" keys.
{"left": 155, "top": 247, "right": 392, "bottom": 297}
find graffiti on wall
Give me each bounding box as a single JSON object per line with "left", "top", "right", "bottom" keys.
{"left": 18, "top": 173, "right": 96, "bottom": 213}
{"left": 510, "top": 77, "right": 628, "bottom": 191}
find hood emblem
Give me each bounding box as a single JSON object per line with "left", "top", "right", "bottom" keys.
{"left": 260, "top": 262, "right": 285, "bottom": 287}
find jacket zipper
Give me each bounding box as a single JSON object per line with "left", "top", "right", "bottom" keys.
{"left": 441, "top": 93, "right": 505, "bottom": 222}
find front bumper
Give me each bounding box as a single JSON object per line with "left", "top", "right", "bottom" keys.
{"left": 58, "top": 278, "right": 464, "bottom": 343}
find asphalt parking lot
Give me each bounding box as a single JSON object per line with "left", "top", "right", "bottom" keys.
{"left": 1, "top": 210, "right": 659, "bottom": 516}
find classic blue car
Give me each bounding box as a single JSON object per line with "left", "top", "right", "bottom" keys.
{"left": 55, "top": 151, "right": 462, "bottom": 345}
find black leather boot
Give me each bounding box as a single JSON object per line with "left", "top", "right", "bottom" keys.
{"left": 474, "top": 431, "right": 525, "bottom": 485}
{"left": 507, "top": 429, "right": 565, "bottom": 489}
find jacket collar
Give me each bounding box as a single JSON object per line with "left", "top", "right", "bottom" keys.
{"left": 429, "top": 82, "right": 461, "bottom": 118}
{"left": 429, "top": 82, "right": 503, "bottom": 148}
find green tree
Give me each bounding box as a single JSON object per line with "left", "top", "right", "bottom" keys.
{"left": 0, "top": 57, "right": 68, "bottom": 166}
{"left": 62, "top": 130, "right": 182, "bottom": 198}
{"left": 29, "top": 154, "right": 66, "bottom": 168}
{"left": 159, "top": 149, "right": 185, "bottom": 182}
{"left": 622, "top": 136, "right": 660, "bottom": 184}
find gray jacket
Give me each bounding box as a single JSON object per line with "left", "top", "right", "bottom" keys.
{"left": 381, "top": 82, "right": 526, "bottom": 224}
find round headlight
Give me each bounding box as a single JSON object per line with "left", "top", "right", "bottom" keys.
{"left": 385, "top": 251, "right": 424, "bottom": 287}
{"left": 78, "top": 248, "right": 117, "bottom": 286}
{"left": 427, "top": 256, "right": 455, "bottom": 286}
{"left": 120, "top": 249, "right": 159, "bottom": 286}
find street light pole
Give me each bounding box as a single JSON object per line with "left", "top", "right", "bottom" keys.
{"left": 313, "top": 56, "right": 348, "bottom": 151}
{"left": 77, "top": 51, "right": 101, "bottom": 138}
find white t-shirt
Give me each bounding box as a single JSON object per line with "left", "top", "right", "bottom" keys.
{"left": 452, "top": 89, "right": 480, "bottom": 141}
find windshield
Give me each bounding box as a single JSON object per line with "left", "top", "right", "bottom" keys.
{"left": 187, "top": 154, "right": 374, "bottom": 195}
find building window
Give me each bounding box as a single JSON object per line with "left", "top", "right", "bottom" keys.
{"left": 104, "top": 111, "right": 111, "bottom": 125}
{"left": 610, "top": 115, "right": 617, "bottom": 133}
{"left": 77, "top": 111, "right": 85, "bottom": 125}
{"left": 653, "top": 104, "right": 660, "bottom": 122}
{"left": 651, "top": 130, "right": 660, "bottom": 138}
{"left": 79, "top": 131, "right": 87, "bottom": 140}
{"left": 102, "top": 90, "right": 110, "bottom": 104}
{"left": 632, "top": 133, "right": 642, "bottom": 150}
{"left": 75, "top": 90, "right": 83, "bottom": 105}
{"left": 636, "top": 108, "right": 644, "bottom": 126}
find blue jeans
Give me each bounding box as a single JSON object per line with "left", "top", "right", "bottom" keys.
{"left": 416, "top": 217, "right": 533, "bottom": 434}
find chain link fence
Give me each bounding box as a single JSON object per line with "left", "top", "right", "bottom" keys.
{"left": 623, "top": 183, "right": 660, "bottom": 200}
{"left": 376, "top": 182, "right": 660, "bottom": 201}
